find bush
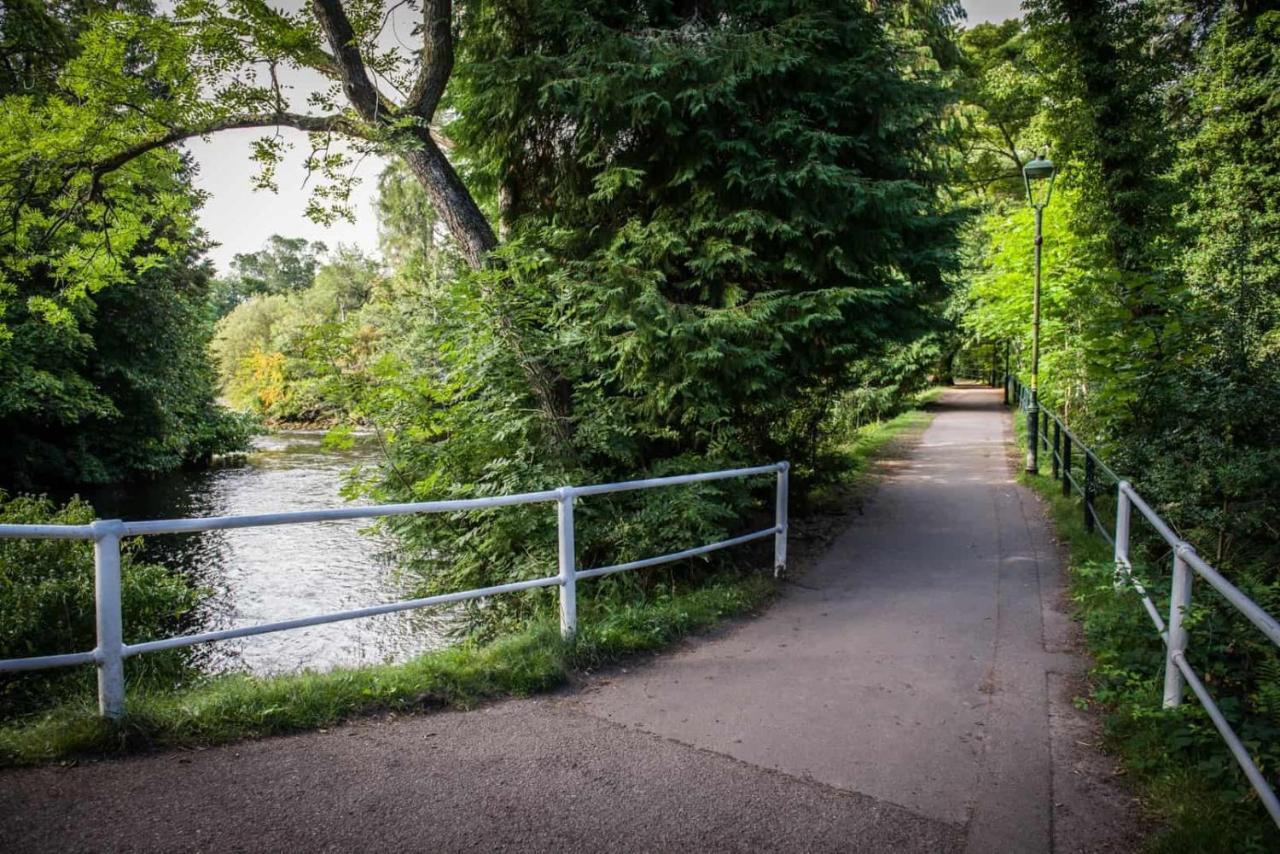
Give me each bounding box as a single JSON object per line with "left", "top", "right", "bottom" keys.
{"left": 0, "top": 493, "right": 205, "bottom": 718}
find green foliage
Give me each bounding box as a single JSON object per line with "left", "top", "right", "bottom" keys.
{"left": 1010, "top": 412, "right": 1278, "bottom": 850}
{"left": 210, "top": 241, "right": 385, "bottom": 423}
{"left": 0, "top": 0, "right": 248, "bottom": 488}
{"left": 207, "top": 235, "right": 329, "bottom": 320}
{"left": 375, "top": 162, "right": 462, "bottom": 288}
{"left": 952, "top": 19, "right": 1040, "bottom": 202}
{"left": 0, "top": 222, "right": 250, "bottom": 487}
{"left": 0, "top": 493, "right": 204, "bottom": 718}
{"left": 335, "top": 0, "right": 964, "bottom": 635}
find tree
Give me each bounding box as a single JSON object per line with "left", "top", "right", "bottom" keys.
{"left": 232, "top": 235, "right": 327, "bottom": 296}
{"left": 341, "top": 0, "right": 964, "bottom": 622}
{"left": 0, "top": 0, "right": 247, "bottom": 488}
{"left": 953, "top": 19, "right": 1039, "bottom": 201}
{"left": 211, "top": 244, "right": 384, "bottom": 422}
{"left": 958, "top": 6, "right": 1280, "bottom": 834}
{"left": 208, "top": 234, "right": 329, "bottom": 318}
{"left": 10, "top": 0, "right": 492, "bottom": 271}
{"left": 1152, "top": 6, "right": 1280, "bottom": 571}
{"left": 8, "top": 0, "right": 960, "bottom": 449}
{"left": 375, "top": 161, "right": 458, "bottom": 290}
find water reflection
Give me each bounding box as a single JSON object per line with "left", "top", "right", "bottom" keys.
{"left": 83, "top": 431, "right": 447, "bottom": 675}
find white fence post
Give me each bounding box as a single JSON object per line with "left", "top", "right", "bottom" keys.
{"left": 1163, "top": 543, "right": 1195, "bottom": 708}
{"left": 557, "top": 487, "right": 577, "bottom": 640}
{"left": 91, "top": 519, "right": 126, "bottom": 720}
{"left": 1114, "top": 482, "right": 1132, "bottom": 589}
{"left": 774, "top": 462, "right": 789, "bottom": 577}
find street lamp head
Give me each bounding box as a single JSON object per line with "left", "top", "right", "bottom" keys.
{"left": 1023, "top": 156, "right": 1055, "bottom": 180}
{"left": 1023, "top": 154, "right": 1056, "bottom": 209}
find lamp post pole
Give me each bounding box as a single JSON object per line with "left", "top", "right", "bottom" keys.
{"left": 1022, "top": 152, "right": 1056, "bottom": 475}
{"left": 1027, "top": 204, "right": 1043, "bottom": 473}
{"left": 1003, "top": 340, "right": 1010, "bottom": 404}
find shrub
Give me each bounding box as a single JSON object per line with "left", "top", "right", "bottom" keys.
{"left": 0, "top": 493, "right": 205, "bottom": 718}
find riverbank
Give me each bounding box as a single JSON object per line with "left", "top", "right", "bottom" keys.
{"left": 0, "top": 400, "right": 937, "bottom": 766}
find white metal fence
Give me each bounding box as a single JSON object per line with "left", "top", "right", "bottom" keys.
{"left": 1010, "top": 377, "right": 1280, "bottom": 828}
{"left": 0, "top": 462, "right": 790, "bottom": 721}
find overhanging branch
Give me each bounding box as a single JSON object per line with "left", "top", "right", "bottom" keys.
{"left": 90, "top": 112, "right": 367, "bottom": 178}
{"left": 237, "top": 0, "right": 343, "bottom": 80}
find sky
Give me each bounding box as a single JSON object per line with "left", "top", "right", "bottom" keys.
{"left": 188, "top": 0, "right": 1025, "bottom": 275}
{"left": 963, "top": 0, "right": 1024, "bottom": 27}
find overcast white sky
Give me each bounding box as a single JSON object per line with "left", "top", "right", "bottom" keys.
{"left": 188, "top": 0, "right": 1024, "bottom": 275}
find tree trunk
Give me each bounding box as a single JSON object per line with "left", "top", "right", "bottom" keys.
{"left": 401, "top": 132, "right": 575, "bottom": 454}
{"left": 401, "top": 135, "right": 497, "bottom": 271}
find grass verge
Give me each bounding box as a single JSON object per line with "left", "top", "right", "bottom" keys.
{"left": 0, "top": 402, "right": 937, "bottom": 767}
{"left": 1007, "top": 410, "right": 1276, "bottom": 852}
{"left": 838, "top": 402, "right": 937, "bottom": 473}
{"left": 0, "top": 576, "right": 770, "bottom": 766}
{"left": 806, "top": 388, "right": 940, "bottom": 510}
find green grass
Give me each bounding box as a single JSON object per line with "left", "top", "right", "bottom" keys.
{"left": 0, "top": 576, "right": 772, "bottom": 766}
{"left": 1007, "top": 410, "right": 1277, "bottom": 853}
{"left": 841, "top": 406, "right": 936, "bottom": 465}
{"left": 806, "top": 388, "right": 939, "bottom": 509}
{"left": 0, "top": 403, "right": 938, "bottom": 767}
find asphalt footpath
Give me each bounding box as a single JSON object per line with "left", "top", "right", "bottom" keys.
{"left": 0, "top": 387, "right": 1141, "bottom": 853}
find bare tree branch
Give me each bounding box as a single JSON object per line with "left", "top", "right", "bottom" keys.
{"left": 91, "top": 112, "right": 367, "bottom": 178}
{"left": 310, "top": 0, "right": 385, "bottom": 121}
{"left": 404, "top": 0, "right": 453, "bottom": 119}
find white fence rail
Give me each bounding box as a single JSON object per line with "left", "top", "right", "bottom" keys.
{"left": 0, "top": 462, "right": 790, "bottom": 721}
{"left": 1009, "top": 376, "right": 1280, "bottom": 829}
{"left": 1114, "top": 481, "right": 1280, "bottom": 827}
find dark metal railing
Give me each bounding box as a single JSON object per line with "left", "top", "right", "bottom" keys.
{"left": 1007, "top": 375, "right": 1120, "bottom": 542}
{"left": 1004, "top": 373, "right": 1280, "bottom": 827}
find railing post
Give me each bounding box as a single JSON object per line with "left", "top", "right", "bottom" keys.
{"left": 1051, "top": 420, "right": 1061, "bottom": 480}
{"left": 91, "top": 519, "right": 126, "bottom": 720}
{"left": 556, "top": 488, "right": 577, "bottom": 641}
{"left": 774, "top": 462, "right": 789, "bottom": 577}
{"left": 1083, "top": 454, "right": 1096, "bottom": 532}
{"left": 1114, "top": 482, "right": 1131, "bottom": 590}
{"left": 1061, "top": 435, "right": 1072, "bottom": 497}
{"left": 1041, "top": 411, "right": 1050, "bottom": 453}
{"left": 1163, "top": 544, "right": 1195, "bottom": 708}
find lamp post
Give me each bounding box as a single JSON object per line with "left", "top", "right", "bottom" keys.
{"left": 1023, "top": 152, "right": 1056, "bottom": 474}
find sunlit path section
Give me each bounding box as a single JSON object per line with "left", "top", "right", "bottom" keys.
{"left": 569, "top": 386, "right": 1139, "bottom": 851}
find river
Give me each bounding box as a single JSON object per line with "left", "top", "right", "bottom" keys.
{"left": 82, "top": 431, "right": 448, "bottom": 676}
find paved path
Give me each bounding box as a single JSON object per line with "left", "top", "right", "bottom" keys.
{"left": 0, "top": 388, "right": 1139, "bottom": 852}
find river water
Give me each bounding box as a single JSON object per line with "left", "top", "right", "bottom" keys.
{"left": 83, "top": 431, "right": 448, "bottom": 676}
